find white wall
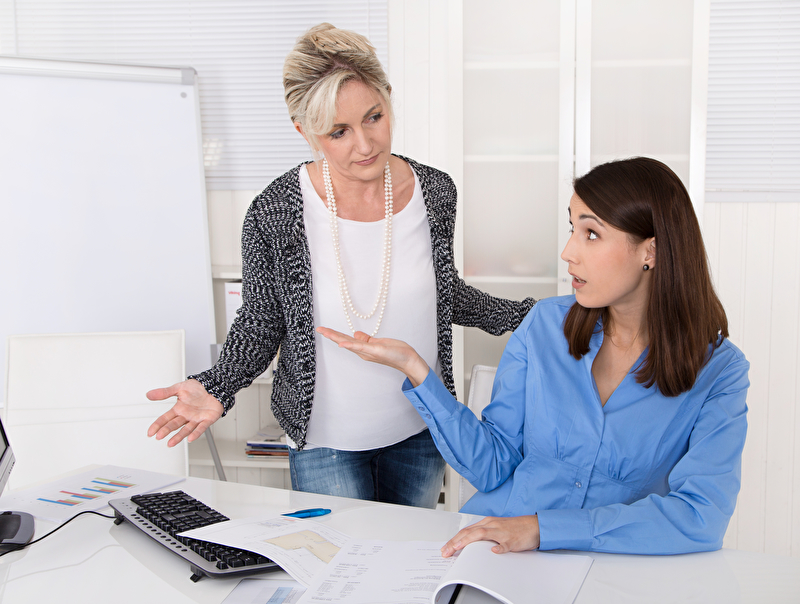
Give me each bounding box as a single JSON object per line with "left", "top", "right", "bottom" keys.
{"left": 706, "top": 202, "right": 800, "bottom": 557}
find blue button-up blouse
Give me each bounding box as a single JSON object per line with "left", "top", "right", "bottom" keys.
{"left": 402, "top": 296, "right": 749, "bottom": 554}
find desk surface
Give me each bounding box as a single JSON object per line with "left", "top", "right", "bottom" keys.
{"left": 0, "top": 473, "right": 798, "bottom": 604}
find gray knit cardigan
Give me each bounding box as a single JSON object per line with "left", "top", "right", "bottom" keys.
{"left": 191, "top": 156, "right": 535, "bottom": 450}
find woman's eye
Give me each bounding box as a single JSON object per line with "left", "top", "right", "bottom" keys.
{"left": 587, "top": 230, "right": 598, "bottom": 241}
{"left": 568, "top": 224, "right": 574, "bottom": 234}
{"left": 329, "top": 128, "right": 346, "bottom": 140}
{"left": 366, "top": 112, "right": 383, "bottom": 124}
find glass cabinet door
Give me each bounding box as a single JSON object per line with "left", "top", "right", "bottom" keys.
{"left": 460, "top": 0, "right": 695, "bottom": 387}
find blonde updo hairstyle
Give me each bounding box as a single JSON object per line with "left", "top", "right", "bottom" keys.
{"left": 283, "top": 23, "right": 393, "bottom": 155}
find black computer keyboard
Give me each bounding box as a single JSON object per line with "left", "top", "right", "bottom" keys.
{"left": 109, "top": 490, "right": 279, "bottom": 582}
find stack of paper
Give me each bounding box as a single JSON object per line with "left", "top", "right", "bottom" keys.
{"left": 245, "top": 427, "right": 288, "bottom": 458}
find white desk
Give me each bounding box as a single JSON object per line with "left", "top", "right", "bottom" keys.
{"left": 0, "top": 473, "right": 798, "bottom": 603}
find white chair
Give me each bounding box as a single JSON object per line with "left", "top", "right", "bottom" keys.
{"left": 456, "top": 364, "right": 498, "bottom": 511}
{"left": 4, "top": 330, "right": 188, "bottom": 490}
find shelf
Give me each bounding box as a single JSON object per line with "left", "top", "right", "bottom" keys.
{"left": 464, "top": 154, "right": 558, "bottom": 163}
{"left": 593, "top": 59, "right": 691, "bottom": 68}
{"left": 465, "top": 276, "right": 558, "bottom": 285}
{"left": 464, "top": 60, "right": 560, "bottom": 70}
{"left": 189, "top": 438, "right": 289, "bottom": 471}
{"left": 591, "top": 153, "right": 690, "bottom": 165}
{"left": 212, "top": 265, "right": 243, "bottom": 280}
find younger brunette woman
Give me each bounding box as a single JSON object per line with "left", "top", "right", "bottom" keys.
{"left": 319, "top": 157, "right": 749, "bottom": 555}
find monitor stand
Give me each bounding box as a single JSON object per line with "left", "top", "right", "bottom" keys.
{"left": 0, "top": 511, "right": 35, "bottom": 553}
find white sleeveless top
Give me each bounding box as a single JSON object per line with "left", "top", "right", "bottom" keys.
{"left": 299, "top": 164, "right": 440, "bottom": 450}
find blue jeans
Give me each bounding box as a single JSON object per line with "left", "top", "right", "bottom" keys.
{"left": 288, "top": 429, "right": 446, "bottom": 509}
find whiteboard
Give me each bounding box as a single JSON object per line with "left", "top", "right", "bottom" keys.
{"left": 0, "top": 57, "right": 215, "bottom": 401}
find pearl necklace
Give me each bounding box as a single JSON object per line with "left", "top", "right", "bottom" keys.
{"left": 323, "top": 158, "right": 393, "bottom": 336}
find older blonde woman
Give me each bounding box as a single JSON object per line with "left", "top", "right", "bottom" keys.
{"left": 147, "top": 23, "right": 535, "bottom": 508}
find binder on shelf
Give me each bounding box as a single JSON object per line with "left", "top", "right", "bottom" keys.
{"left": 224, "top": 280, "right": 243, "bottom": 332}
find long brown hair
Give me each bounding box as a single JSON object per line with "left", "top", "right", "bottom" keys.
{"left": 563, "top": 157, "right": 728, "bottom": 396}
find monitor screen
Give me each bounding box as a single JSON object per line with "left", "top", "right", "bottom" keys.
{"left": 0, "top": 414, "right": 15, "bottom": 497}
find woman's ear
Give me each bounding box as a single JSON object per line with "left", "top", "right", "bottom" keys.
{"left": 294, "top": 121, "right": 309, "bottom": 141}
{"left": 644, "top": 237, "right": 656, "bottom": 269}
{"left": 294, "top": 122, "right": 320, "bottom": 158}
{"left": 292, "top": 122, "right": 322, "bottom": 160}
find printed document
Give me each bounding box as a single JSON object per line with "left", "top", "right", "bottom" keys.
{"left": 180, "top": 516, "right": 349, "bottom": 587}
{"left": 296, "top": 539, "right": 591, "bottom": 604}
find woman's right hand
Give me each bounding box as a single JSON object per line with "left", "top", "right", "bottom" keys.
{"left": 146, "top": 379, "right": 224, "bottom": 447}
{"left": 316, "top": 327, "right": 430, "bottom": 387}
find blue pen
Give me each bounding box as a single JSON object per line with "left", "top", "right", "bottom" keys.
{"left": 282, "top": 508, "right": 331, "bottom": 518}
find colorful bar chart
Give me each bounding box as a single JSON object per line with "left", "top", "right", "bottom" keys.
{"left": 0, "top": 465, "right": 182, "bottom": 523}
{"left": 37, "top": 476, "right": 137, "bottom": 506}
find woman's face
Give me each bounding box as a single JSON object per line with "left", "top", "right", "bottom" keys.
{"left": 305, "top": 79, "right": 391, "bottom": 185}
{"left": 561, "top": 194, "right": 654, "bottom": 312}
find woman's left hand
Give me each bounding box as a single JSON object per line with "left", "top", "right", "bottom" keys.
{"left": 316, "top": 327, "right": 430, "bottom": 386}
{"left": 441, "top": 515, "right": 540, "bottom": 558}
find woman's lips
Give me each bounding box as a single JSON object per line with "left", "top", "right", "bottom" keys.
{"left": 571, "top": 274, "right": 586, "bottom": 289}
{"left": 355, "top": 154, "right": 379, "bottom": 166}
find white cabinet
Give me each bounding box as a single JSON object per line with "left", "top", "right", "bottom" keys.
{"left": 461, "top": 0, "right": 564, "bottom": 382}
{"left": 459, "top": 0, "right": 696, "bottom": 387}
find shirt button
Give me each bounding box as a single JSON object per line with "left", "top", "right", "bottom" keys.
{"left": 575, "top": 481, "right": 582, "bottom": 488}
{"left": 424, "top": 414, "right": 432, "bottom": 419}
{"left": 417, "top": 407, "right": 425, "bottom": 412}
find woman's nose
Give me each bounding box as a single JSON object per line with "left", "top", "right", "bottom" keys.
{"left": 561, "top": 234, "right": 575, "bottom": 264}
{"left": 353, "top": 128, "right": 371, "bottom": 155}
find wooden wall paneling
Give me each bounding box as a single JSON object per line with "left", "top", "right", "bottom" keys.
{"left": 704, "top": 204, "right": 740, "bottom": 549}
{"left": 765, "top": 203, "right": 800, "bottom": 555}
{"left": 794, "top": 209, "right": 800, "bottom": 556}
{"left": 702, "top": 203, "right": 720, "bottom": 289}
{"left": 737, "top": 203, "right": 776, "bottom": 552}
{"left": 713, "top": 203, "right": 746, "bottom": 548}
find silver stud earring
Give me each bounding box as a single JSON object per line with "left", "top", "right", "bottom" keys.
{"left": 643, "top": 264, "right": 650, "bottom": 271}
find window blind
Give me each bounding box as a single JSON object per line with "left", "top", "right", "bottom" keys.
{"left": 705, "top": 0, "right": 800, "bottom": 203}
{"left": 0, "top": 1, "right": 388, "bottom": 190}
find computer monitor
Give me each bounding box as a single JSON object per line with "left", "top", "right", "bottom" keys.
{"left": 0, "top": 413, "right": 34, "bottom": 552}
{"left": 0, "top": 413, "right": 15, "bottom": 495}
